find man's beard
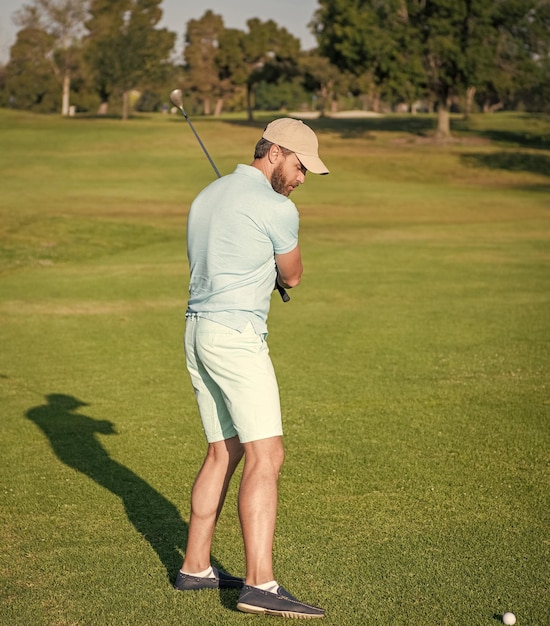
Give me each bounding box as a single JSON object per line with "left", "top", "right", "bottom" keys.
{"left": 271, "top": 162, "right": 290, "bottom": 196}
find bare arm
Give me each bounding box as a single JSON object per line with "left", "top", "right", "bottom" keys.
{"left": 275, "top": 245, "right": 303, "bottom": 289}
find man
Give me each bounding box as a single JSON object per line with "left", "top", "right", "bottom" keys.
{"left": 175, "top": 118, "right": 328, "bottom": 619}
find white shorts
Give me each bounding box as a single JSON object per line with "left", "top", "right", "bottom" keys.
{"left": 184, "top": 316, "right": 283, "bottom": 443}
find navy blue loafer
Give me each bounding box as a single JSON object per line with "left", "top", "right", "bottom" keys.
{"left": 237, "top": 584, "right": 325, "bottom": 618}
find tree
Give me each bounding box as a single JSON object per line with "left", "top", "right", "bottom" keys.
{"left": 312, "top": 0, "right": 549, "bottom": 137}
{"left": 183, "top": 10, "right": 224, "bottom": 115}
{"left": 473, "top": 0, "right": 550, "bottom": 113}
{"left": 216, "top": 28, "right": 249, "bottom": 114}
{"left": 84, "top": 0, "right": 175, "bottom": 119}
{"left": 13, "top": 0, "right": 89, "bottom": 115}
{"left": 254, "top": 77, "right": 309, "bottom": 112}
{"left": 406, "top": 1, "right": 498, "bottom": 136}
{"left": 299, "top": 52, "right": 348, "bottom": 115}
{"left": 2, "top": 26, "right": 59, "bottom": 111}
{"left": 311, "top": 0, "right": 422, "bottom": 113}
{"left": 312, "top": 0, "right": 454, "bottom": 132}
{"left": 183, "top": 16, "right": 301, "bottom": 119}
{"left": 241, "top": 18, "right": 301, "bottom": 120}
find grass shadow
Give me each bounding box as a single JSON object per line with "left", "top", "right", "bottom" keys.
{"left": 24, "top": 393, "right": 227, "bottom": 585}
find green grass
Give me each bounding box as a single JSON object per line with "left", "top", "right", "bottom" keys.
{"left": 0, "top": 108, "right": 548, "bottom": 625}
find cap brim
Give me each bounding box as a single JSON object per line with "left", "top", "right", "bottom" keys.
{"left": 296, "top": 153, "right": 329, "bottom": 175}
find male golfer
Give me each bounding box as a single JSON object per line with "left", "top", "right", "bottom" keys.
{"left": 176, "top": 118, "right": 328, "bottom": 619}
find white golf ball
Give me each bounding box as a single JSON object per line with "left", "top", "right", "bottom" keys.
{"left": 502, "top": 612, "right": 516, "bottom": 625}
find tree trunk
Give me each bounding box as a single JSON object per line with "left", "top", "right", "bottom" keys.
{"left": 246, "top": 83, "right": 254, "bottom": 121}
{"left": 319, "top": 85, "right": 328, "bottom": 117}
{"left": 203, "top": 96, "right": 211, "bottom": 116}
{"left": 436, "top": 99, "right": 451, "bottom": 138}
{"left": 464, "top": 86, "right": 476, "bottom": 119}
{"left": 214, "top": 98, "right": 224, "bottom": 116}
{"left": 122, "top": 91, "right": 129, "bottom": 121}
{"left": 62, "top": 71, "right": 70, "bottom": 116}
{"left": 483, "top": 100, "right": 504, "bottom": 113}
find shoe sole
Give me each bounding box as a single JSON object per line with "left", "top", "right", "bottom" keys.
{"left": 237, "top": 602, "right": 324, "bottom": 619}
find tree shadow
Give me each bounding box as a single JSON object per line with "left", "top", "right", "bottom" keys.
{"left": 473, "top": 129, "right": 550, "bottom": 151}
{"left": 24, "top": 393, "right": 226, "bottom": 585}
{"left": 224, "top": 114, "right": 437, "bottom": 140}
{"left": 461, "top": 151, "right": 550, "bottom": 178}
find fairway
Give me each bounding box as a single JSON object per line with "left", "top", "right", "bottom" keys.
{"left": 0, "top": 109, "right": 549, "bottom": 625}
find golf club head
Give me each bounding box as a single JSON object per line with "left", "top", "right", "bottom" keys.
{"left": 170, "top": 89, "right": 184, "bottom": 110}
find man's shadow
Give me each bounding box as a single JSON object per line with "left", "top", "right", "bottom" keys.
{"left": 25, "top": 393, "right": 227, "bottom": 585}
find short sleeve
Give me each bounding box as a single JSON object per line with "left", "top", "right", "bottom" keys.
{"left": 268, "top": 199, "right": 299, "bottom": 255}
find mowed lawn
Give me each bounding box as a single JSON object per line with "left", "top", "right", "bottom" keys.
{"left": 0, "top": 108, "right": 548, "bottom": 625}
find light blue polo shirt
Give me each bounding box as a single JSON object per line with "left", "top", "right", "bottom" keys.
{"left": 186, "top": 164, "right": 299, "bottom": 335}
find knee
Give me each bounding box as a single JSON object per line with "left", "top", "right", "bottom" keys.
{"left": 205, "top": 436, "right": 244, "bottom": 468}
{"left": 264, "top": 447, "right": 284, "bottom": 476}
{"left": 244, "top": 437, "right": 285, "bottom": 476}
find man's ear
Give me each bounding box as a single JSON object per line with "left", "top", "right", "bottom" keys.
{"left": 268, "top": 143, "right": 281, "bottom": 164}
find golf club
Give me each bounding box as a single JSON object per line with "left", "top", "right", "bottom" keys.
{"left": 170, "top": 88, "right": 290, "bottom": 303}
{"left": 170, "top": 88, "right": 220, "bottom": 177}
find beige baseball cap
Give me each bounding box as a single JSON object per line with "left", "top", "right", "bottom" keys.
{"left": 262, "top": 118, "right": 329, "bottom": 175}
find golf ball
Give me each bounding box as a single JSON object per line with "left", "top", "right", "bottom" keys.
{"left": 502, "top": 612, "right": 516, "bottom": 625}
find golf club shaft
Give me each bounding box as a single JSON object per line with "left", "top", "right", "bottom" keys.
{"left": 170, "top": 90, "right": 289, "bottom": 303}
{"left": 177, "top": 107, "right": 221, "bottom": 178}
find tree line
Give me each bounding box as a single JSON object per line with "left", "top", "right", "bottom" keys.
{"left": 0, "top": 0, "right": 548, "bottom": 136}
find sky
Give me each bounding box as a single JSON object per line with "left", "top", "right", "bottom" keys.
{"left": 0, "top": 0, "right": 320, "bottom": 64}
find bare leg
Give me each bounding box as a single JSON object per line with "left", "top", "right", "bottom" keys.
{"left": 182, "top": 435, "right": 244, "bottom": 573}
{"left": 238, "top": 436, "right": 285, "bottom": 586}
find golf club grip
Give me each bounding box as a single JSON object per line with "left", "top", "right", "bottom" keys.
{"left": 277, "top": 283, "right": 290, "bottom": 302}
